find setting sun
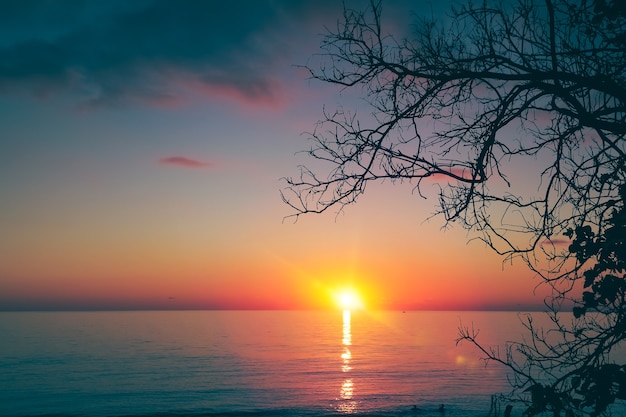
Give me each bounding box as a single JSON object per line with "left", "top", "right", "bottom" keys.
{"left": 335, "top": 289, "right": 364, "bottom": 310}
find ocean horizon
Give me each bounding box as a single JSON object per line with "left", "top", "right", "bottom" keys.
{"left": 1, "top": 310, "right": 623, "bottom": 417}
{"left": 0, "top": 305, "right": 552, "bottom": 312}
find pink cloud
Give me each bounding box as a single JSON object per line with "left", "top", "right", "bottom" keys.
{"left": 182, "top": 73, "right": 288, "bottom": 110}
{"left": 76, "top": 67, "right": 290, "bottom": 111}
{"left": 159, "top": 156, "right": 213, "bottom": 168}
{"left": 426, "top": 167, "right": 474, "bottom": 182}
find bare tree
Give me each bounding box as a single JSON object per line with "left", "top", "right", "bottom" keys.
{"left": 282, "top": 0, "right": 625, "bottom": 415}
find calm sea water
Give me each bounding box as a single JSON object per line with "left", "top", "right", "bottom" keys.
{"left": 0, "top": 310, "right": 611, "bottom": 417}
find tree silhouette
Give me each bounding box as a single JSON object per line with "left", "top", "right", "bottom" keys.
{"left": 282, "top": 0, "right": 625, "bottom": 415}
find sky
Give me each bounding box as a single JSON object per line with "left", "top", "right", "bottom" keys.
{"left": 0, "top": 0, "right": 552, "bottom": 311}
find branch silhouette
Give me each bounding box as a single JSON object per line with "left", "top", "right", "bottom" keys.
{"left": 282, "top": 0, "right": 625, "bottom": 415}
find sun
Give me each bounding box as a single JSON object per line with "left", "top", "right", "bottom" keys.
{"left": 334, "top": 289, "right": 364, "bottom": 310}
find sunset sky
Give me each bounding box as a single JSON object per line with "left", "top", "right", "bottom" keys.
{"left": 0, "top": 0, "right": 552, "bottom": 311}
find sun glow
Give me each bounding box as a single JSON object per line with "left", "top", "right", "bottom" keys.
{"left": 335, "top": 289, "right": 364, "bottom": 310}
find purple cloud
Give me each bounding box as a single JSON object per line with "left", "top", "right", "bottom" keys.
{"left": 541, "top": 238, "right": 571, "bottom": 247}
{"left": 159, "top": 156, "right": 213, "bottom": 168}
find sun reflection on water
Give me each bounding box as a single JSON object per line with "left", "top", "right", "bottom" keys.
{"left": 341, "top": 348, "right": 352, "bottom": 372}
{"left": 338, "top": 309, "right": 357, "bottom": 413}
{"left": 342, "top": 309, "right": 352, "bottom": 346}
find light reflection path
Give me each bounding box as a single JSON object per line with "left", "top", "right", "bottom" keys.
{"left": 338, "top": 309, "right": 357, "bottom": 413}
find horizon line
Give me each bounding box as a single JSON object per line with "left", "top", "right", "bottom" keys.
{"left": 0, "top": 306, "right": 554, "bottom": 313}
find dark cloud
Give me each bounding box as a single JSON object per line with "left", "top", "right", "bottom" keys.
{"left": 0, "top": 0, "right": 343, "bottom": 107}
{"left": 159, "top": 156, "right": 213, "bottom": 168}
{"left": 541, "top": 238, "right": 571, "bottom": 247}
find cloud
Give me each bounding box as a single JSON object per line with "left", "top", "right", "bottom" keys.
{"left": 425, "top": 167, "right": 475, "bottom": 181}
{"left": 159, "top": 156, "right": 213, "bottom": 168}
{"left": 0, "top": 0, "right": 343, "bottom": 108}
{"left": 541, "top": 238, "right": 571, "bottom": 247}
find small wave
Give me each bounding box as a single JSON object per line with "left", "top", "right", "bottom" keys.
{"left": 13, "top": 405, "right": 487, "bottom": 417}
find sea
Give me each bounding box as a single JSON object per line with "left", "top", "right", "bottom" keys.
{"left": 0, "top": 310, "right": 622, "bottom": 417}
